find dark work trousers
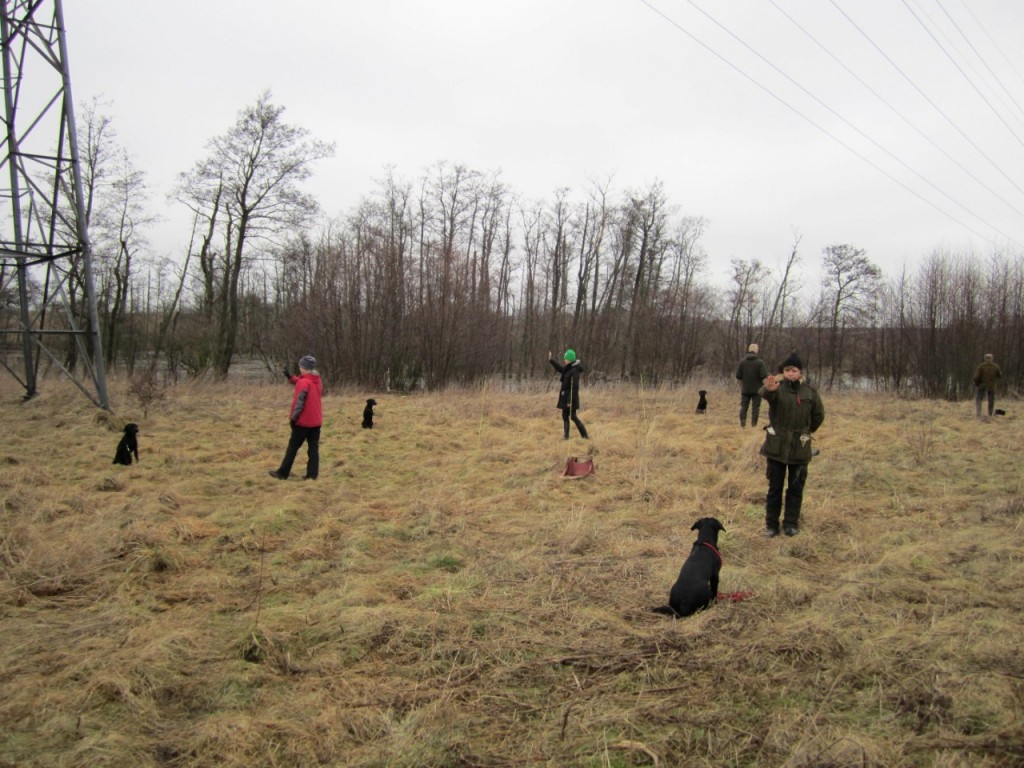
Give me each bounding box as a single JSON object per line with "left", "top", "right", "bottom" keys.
{"left": 739, "top": 393, "right": 762, "bottom": 427}
{"left": 561, "top": 407, "right": 588, "bottom": 439}
{"left": 765, "top": 458, "right": 807, "bottom": 531}
{"left": 276, "top": 424, "right": 321, "bottom": 479}
{"left": 975, "top": 387, "right": 995, "bottom": 417}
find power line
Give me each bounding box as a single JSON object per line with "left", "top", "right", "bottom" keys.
{"left": 933, "top": 0, "right": 1024, "bottom": 127}
{"left": 830, "top": 0, "right": 1024, "bottom": 201}
{"left": 767, "top": 0, "right": 1024, "bottom": 220}
{"left": 899, "top": 0, "right": 1024, "bottom": 150}
{"left": 680, "top": 0, "right": 1021, "bottom": 240}
{"left": 637, "top": 0, "right": 1023, "bottom": 250}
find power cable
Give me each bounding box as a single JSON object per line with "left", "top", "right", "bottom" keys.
{"left": 638, "top": 0, "right": 1022, "bottom": 249}
{"left": 767, "top": 0, "right": 1024, "bottom": 221}
{"left": 952, "top": 0, "right": 1024, "bottom": 97}
{"left": 830, "top": 0, "right": 1024, "bottom": 200}
{"left": 899, "top": 0, "right": 1024, "bottom": 150}
{"left": 932, "top": 0, "right": 1024, "bottom": 127}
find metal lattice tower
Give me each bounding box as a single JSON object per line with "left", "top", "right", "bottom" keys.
{"left": 0, "top": 0, "right": 108, "bottom": 408}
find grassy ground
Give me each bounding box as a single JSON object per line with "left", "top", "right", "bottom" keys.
{"left": 1, "top": 375, "right": 1022, "bottom": 767}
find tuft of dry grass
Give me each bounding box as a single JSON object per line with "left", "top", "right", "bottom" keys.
{"left": 1, "top": 376, "right": 1023, "bottom": 767}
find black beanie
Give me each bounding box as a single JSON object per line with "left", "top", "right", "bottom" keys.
{"left": 781, "top": 351, "right": 804, "bottom": 370}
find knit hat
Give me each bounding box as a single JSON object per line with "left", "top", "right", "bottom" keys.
{"left": 780, "top": 351, "right": 804, "bottom": 370}
{"left": 298, "top": 355, "right": 316, "bottom": 371}
{"left": 984, "top": 353, "right": 994, "bottom": 361}
{"left": 748, "top": 343, "right": 759, "bottom": 354}
{"left": 563, "top": 349, "right": 576, "bottom": 362}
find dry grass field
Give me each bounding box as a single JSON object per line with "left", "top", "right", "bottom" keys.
{"left": 1, "top": 374, "right": 1022, "bottom": 767}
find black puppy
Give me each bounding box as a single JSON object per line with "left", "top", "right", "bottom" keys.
{"left": 695, "top": 390, "right": 708, "bottom": 415}
{"left": 113, "top": 423, "right": 140, "bottom": 466}
{"left": 653, "top": 517, "right": 725, "bottom": 617}
{"left": 362, "top": 398, "right": 377, "bottom": 429}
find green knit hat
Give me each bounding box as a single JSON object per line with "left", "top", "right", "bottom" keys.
{"left": 563, "top": 349, "right": 576, "bottom": 362}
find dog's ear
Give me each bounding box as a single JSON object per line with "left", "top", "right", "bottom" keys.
{"left": 691, "top": 519, "right": 704, "bottom": 531}
{"left": 715, "top": 519, "right": 726, "bottom": 532}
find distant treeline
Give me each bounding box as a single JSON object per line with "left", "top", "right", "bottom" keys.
{"left": 10, "top": 97, "right": 1022, "bottom": 399}
{"left": 105, "top": 165, "right": 1022, "bottom": 399}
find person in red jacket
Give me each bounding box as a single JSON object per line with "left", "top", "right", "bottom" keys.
{"left": 269, "top": 355, "right": 323, "bottom": 480}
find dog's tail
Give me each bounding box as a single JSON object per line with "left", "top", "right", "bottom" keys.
{"left": 651, "top": 605, "right": 679, "bottom": 617}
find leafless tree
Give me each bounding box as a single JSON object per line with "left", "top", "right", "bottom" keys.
{"left": 819, "top": 244, "right": 880, "bottom": 389}
{"left": 173, "top": 91, "right": 333, "bottom": 376}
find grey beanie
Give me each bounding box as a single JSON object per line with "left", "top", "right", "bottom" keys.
{"left": 299, "top": 355, "right": 316, "bottom": 370}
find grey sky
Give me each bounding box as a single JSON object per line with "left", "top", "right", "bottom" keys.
{"left": 63, "top": 1, "right": 1024, "bottom": 285}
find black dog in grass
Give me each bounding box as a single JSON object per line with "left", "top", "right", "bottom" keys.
{"left": 653, "top": 517, "right": 725, "bottom": 617}
{"left": 113, "top": 423, "right": 140, "bottom": 465}
{"left": 362, "top": 398, "right": 377, "bottom": 429}
{"left": 695, "top": 390, "right": 708, "bottom": 415}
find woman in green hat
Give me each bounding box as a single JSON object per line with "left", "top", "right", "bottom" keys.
{"left": 548, "top": 349, "right": 589, "bottom": 440}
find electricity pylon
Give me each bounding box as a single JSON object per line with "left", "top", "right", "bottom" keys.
{"left": 0, "top": 0, "right": 109, "bottom": 409}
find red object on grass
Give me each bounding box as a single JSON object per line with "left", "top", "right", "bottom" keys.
{"left": 562, "top": 456, "right": 595, "bottom": 478}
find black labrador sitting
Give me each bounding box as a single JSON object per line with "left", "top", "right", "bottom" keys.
{"left": 695, "top": 390, "right": 708, "bottom": 415}
{"left": 113, "top": 423, "right": 140, "bottom": 465}
{"left": 653, "top": 517, "right": 725, "bottom": 617}
{"left": 362, "top": 398, "right": 377, "bottom": 429}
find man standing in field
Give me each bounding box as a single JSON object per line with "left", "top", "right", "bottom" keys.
{"left": 269, "top": 355, "right": 323, "bottom": 480}
{"left": 736, "top": 343, "right": 769, "bottom": 428}
{"left": 973, "top": 353, "right": 1002, "bottom": 419}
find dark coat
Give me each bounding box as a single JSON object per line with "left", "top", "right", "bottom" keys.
{"left": 758, "top": 377, "right": 825, "bottom": 465}
{"left": 973, "top": 360, "right": 1002, "bottom": 390}
{"left": 550, "top": 359, "right": 584, "bottom": 410}
{"left": 736, "top": 353, "right": 769, "bottom": 396}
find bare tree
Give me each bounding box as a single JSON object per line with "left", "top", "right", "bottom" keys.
{"left": 173, "top": 92, "right": 333, "bottom": 376}
{"left": 820, "top": 244, "right": 880, "bottom": 389}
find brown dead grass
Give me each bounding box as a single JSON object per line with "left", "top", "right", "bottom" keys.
{"left": 1, "top": 375, "right": 1022, "bottom": 767}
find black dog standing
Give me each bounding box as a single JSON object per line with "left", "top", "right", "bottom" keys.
{"left": 653, "top": 517, "right": 725, "bottom": 617}
{"left": 696, "top": 390, "right": 708, "bottom": 415}
{"left": 362, "top": 398, "right": 377, "bottom": 429}
{"left": 113, "top": 423, "right": 140, "bottom": 466}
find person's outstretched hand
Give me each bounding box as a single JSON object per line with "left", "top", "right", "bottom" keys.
{"left": 282, "top": 367, "right": 291, "bottom": 379}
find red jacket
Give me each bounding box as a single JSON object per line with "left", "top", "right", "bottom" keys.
{"left": 288, "top": 372, "right": 323, "bottom": 427}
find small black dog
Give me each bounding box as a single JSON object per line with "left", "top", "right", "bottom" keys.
{"left": 362, "top": 398, "right": 377, "bottom": 429}
{"left": 994, "top": 409, "right": 1006, "bottom": 416}
{"left": 113, "top": 423, "right": 140, "bottom": 466}
{"left": 695, "top": 390, "right": 708, "bottom": 415}
{"left": 653, "top": 517, "right": 725, "bottom": 617}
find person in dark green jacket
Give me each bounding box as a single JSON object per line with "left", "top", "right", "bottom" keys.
{"left": 973, "top": 353, "right": 1002, "bottom": 419}
{"left": 759, "top": 352, "right": 825, "bottom": 537}
{"left": 736, "top": 343, "right": 769, "bottom": 427}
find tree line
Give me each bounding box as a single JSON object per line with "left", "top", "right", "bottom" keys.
{"left": 12, "top": 93, "right": 1022, "bottom": 398}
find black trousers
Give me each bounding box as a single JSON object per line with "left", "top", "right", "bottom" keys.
{"left": 276, "top": 424, "right": 321, "bottom": 479}
{"left": 561, "top": 407, "right": 588, "bottom": 439}
{"left": 765, "top": 458, "right": 807, "bottom": 530}
{"left": 740, "top": 393, "right": 762, "bottom": 426}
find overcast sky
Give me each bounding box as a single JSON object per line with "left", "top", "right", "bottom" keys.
{"left": 62, "top": 0, "right": 1024, "bottom": 286}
